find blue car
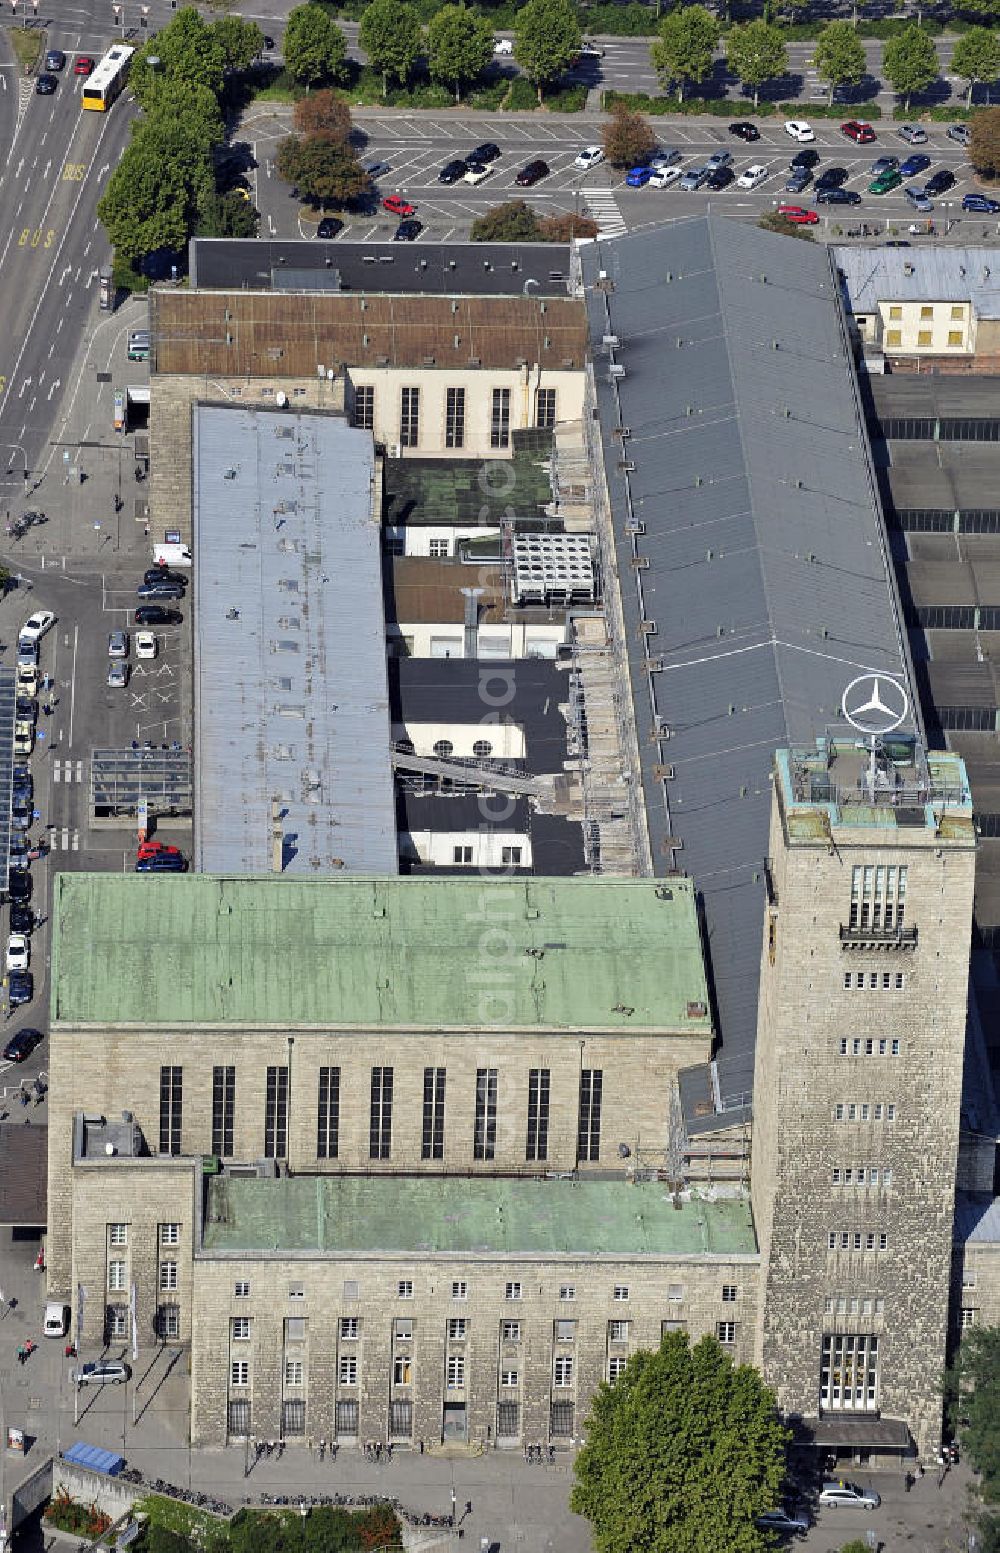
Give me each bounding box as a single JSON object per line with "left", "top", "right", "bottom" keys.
{"left": 626, "top": 165, "right": 653, "bottom": 188}
{"left": 899, "top": 153, "right": 931, "bottom": 179}
{"left": 963, "top": 193, "right": 1000, "bottom": 214}
{"left": 135, "top": 853, "right": 188, "bottom": 873}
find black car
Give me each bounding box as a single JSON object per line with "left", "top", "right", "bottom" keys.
{"left": 137, "top": 582, "right": 185, "bottom": 600}
{"left": 706, "top": 166, "right": 735, "bottom": 190}
{"left": 394, "top": 219, "right": 423, "bottom": 241}
{"left": 785, "top": 167, "right": 813, "bottom": 193}
{"left": 729, "top": 121, "right": 760, "bottom": 141}
{"left": 8, "top": 971, "right": 33, "bottom": 1007}
{"left": 2, "top": 1026, "right": 43, "bottom": 1062}
{"left": 467, "top": 142, "right": 500, "bottom": 165}
{"left": 13, "top": 765, "right": 31, "bottom": 790}
{"left": 815, "top": 166, "right": 849, "bottom": 190}
{"left": 15, "top": 697, "right": 37, "bottom": 721}
{"left": 8, "top": 871, "right": 31, "bottom": 902}
{"left": 35, "top": 73, "right": 57, "bottom": 95}
{"left": 135, "top": 606, "right": 182, "bottom": 626}
{"left": 515, "top": 159, "right": 550, "bottom": 187}
{"left": 924, "top": 168, "right": 956, "bottom": 196}
{"left": 816, "top": 186, "right": 861, "bottom": 205}
{"left": 45, "top": 49, "right": 65, "bottom": 70}
{"left": 143, "top": 568, "right": 186, "bottom": 588}
{"left": 438, "top": 159, "right": 467, "bottom": 185}
{"left": 135, "top": 852, "right": 187, "bottom": 873}
{"left": 316, "top": 217, "right": 343, "bottom": 239}
{"left": 11, "top": 798, "right": 33, "bottom": 830}
{"left": 791, "top": 149, "right": 820, "bottom": 169}
{"left": 9, "top": 905, "right": 33, "bottom": 934}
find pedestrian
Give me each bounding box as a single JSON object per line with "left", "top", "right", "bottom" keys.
{"left": 418, "top": 1438, "right": 424, "bottom": 1455}
{"left": 938, "top": 1465, "right": 947, "bottom": 1488}
{"left": 16, "top": 1345, "right": 25, "bottom": 1365}
{"left": 904, "top": 1470, "right": 913, "bottom": 1493}
{"left": 916, "top": 1461, "right": 924, "bottom": 1480}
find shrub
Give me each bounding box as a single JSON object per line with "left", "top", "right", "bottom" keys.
{"left": 778, "top": 98, "right": 882, "bottom": 117}
{"left": 544, "top": 81, "right": 588, "bottom": 110}
{"left": 505, "top": 75, "right": 539, "bottom": 109}
{"left": 44, "top": 1488, "right": 113, "bottom": 1539}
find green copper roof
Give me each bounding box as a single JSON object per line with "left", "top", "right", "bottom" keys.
{"left": 51, "top": 874, "right": 710, "bottom": 1031}
{"left": 201, "top": 1175, "right": 756, "bottom": 1257}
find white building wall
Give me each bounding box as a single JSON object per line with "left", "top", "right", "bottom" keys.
{"left": 347, "top": 367, "right": 584, "bottom": 459}
{"left": 388, "top": 622, "right": 566, "bottom": 660}
{"left": 391, "top": 721, "right": 526, "bottom": 759}
{"left": 400, "top": 829, "right": 533, "bottom": 869}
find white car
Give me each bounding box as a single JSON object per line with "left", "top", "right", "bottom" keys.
{"left": 135, "top": 631, "right": 157, "bottom": 660}
{"left": 6, "top": 934, "right": 29, "bottom": 973}
{"left": 649, "top": 166, "right": 684, "bottom": 189}
{"left": 574, "top": 145, "right": 604, "bottom": 170}
{"left": 818, "top": 1481, "right": 880, "bottom": 1510}
{"left": 784, "top": 120, "right": 815, "bottom": 142}
{"left": 464, "top": 164, "right": 494, "bottom": 185}
{"left": 493, "top": 36, "right": 513, "bottom": 53}
{"left": 19, "top": 611, "right": 55, "bottom": 644}
{"left": 737, "top": 163, "right": 770, "bottom": 189}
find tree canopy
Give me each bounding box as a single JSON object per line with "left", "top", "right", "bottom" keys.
{"left": 98, "top": 116, "right": 214, "bottom": 264}
{"left": 283, "top": 3, "right": 349, "bottom": 89}
{"left": 129, "top": 6, "right": 226, "bottom": 107}
{"left": 212, "top": 14, "right": 265, "bottom": 72}
{"left": 571, "top": 1332, "right": 790, "bottom": 1553}
{"left": 725, "top": 20, "right": 787, "bottom": 108}
{"left": 425, "top": 2, "right": 493, "bottom": 101}
{"left": 882, "top": 24, "right": 939, "bottom": 109}
{"left": 970, "top": 104, "right": 1000, "bottom": 174}
{"left": 812, "top": 20, "right": 867, "bottom": 105}
{"left": 650, "top": 6, "right": 721, "bottom": 103}
{"left": 514, "top": 0, "right": 581, "bottom": 102}
{"left": 951, "top": 28, "right": 1000, "bottom": 107}
{"left": 358, "top": 0, "right": 424, "bottom": 96}
{"left": 950, "top": 1325, "right": 1000, "bottom": 1503}
{"left": 602, "top": 101, "right": 657, "bottom": 167}
{"left": 276, "top": 132, "right": 368, "bottom": 206}
{"left": 293, "top": 89, "right": 353, "bottom": 141}
{"left": 469, "top": 198, "right": 597, "bottom": 241}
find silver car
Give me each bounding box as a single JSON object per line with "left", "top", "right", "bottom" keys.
{"left": 818, "top": 1480, "right": 881, "bottom": 1510}
{"left": 948, "top": 122, "right": 971, "bottom": 146}
{"left": 70, "top": 1359, "right": 131, "bottom": 1386}
{"left": 679, "top": 165, "right": 710, "bottom": 191}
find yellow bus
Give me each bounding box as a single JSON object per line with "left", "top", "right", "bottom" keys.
{"left": 80, "top": 44, "right": 134, "bottom": 111}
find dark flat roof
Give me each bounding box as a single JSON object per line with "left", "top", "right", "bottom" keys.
{"left": 396, "top": 791, "right": 586, "bottom": 877}
{"left": 389, "top": 657, "right": 569, "bottom": 777}
{"left": 188, "top": 239, "right": 574, "bottom": 296}
{"left": 0, "top": 1124, "right": 47, "bottom": 1226}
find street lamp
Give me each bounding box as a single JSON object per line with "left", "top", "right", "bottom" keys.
{"left": 112, "top": 3, "right": 124, "bottom": 35}
{"left": 140, "top": 4, "right": 149, "bottom": 27}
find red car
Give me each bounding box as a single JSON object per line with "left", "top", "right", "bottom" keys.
{"left": 74, "top": 55, "right": 95, "bottom": 75}
{"left": 841, "top": 120, "right": 876, "bottom": 144}
{"left": 137, "top": 841, "right": 181, "bottom": 860}
{"left": 383, "top": 195, "right": 416, "bottom": 217}
{"left": 777, "top": 204, "right": 819, "bottom": 225}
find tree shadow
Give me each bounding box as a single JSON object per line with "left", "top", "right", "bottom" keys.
{"left": 748, "top": 71, "right": 804, "bottom": 102}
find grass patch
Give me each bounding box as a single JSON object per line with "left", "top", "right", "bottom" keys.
{"left": 779, "top": 98, "right": 881, "bottom": 117}
{"left": 579, "top": 1, "right": 659, "bottom": 34}
{"left": 468, "top": 79, "right": 510, "bottom": 109}
{"left": 604, "top": 89, "right": 773, "bottom": 115}
{"left": 544, "top": 81, "right": 587, "bottom": 110}
{"left": 506, "top": 75, "right": 539, "bottom": 110}
{"left": 135, "top": 1495, "right": 229, "bottom": 1551}
{"left": 8, "top": 25, "right": 44, "bottom": 73}
{"left": 250, "top": 67, "right": 306, "bottom": 103}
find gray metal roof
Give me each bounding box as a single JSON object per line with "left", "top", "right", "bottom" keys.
{"left": 582, "top": 216, "right": 913, "bottom": 1109}
{"left": 193, "top": 406, "right": 397, "bottom": 877}
{"left": 835, "top": 245, "right": 1000, "bottom": 316}
{"left": 954, "top": 1191, "right": 1000, "bottom": 1245}
{"left": 188, "top": 239, "right": 574, "bottom": 297}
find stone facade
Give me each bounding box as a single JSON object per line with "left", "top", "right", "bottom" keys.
{"left": 752, "top": 746, "right": 976, "bottom": 1457}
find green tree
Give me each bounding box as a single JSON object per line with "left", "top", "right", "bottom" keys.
{"left": 726, "top": 20, "right": 787, "bottom": 109}
{"left": 970, "top": 104, "right": 1000, "bottom": 174}
{"left": 951, "top": 27, "right": 1000, "bottom": 108}
{"left": 882, "top": 24, "right": 938, "bottom": 110}
{"left": 128, "top": 6, "right": 226, "bottom": 107}
{"left": 212, "top": 14, "right": 265, "bottom": 71}
{"left": 602, "top": 101, "right": 657, "bottom": 166}
{"left": 813, "top": 20, "right": 867, "bottom": 105}
{"left": 957, "top": 0, "right": 1000, "bottom": 22}
{"left": 514, "top": 0, "right": 582, "bottom": 104}
{"left": 139, "top": 79, "right": 225, "bottom": 150}
{"left": 275, "top": 132, "right": 368, "bottom": 206}
{"left": 359, "top": 0, "right": 423, "bottom": 97}
{"left": 98, "top": 117, "right": 214, "bottom": 263}
{"left": 950, "top": 1325, "right": 1000, "bottom": 1501}
{"left": 426, "top": 2, "right": 493, "bottom": 102}
{"left": 470, "top": 198, "right": 543, "bottom": 240}
{"left": 571, "top": 1332, "right": 790, "bottom": 1553}
{"left": 650, "top": 6, "right": 720, "bottom": 103}
{"left": 196, "top": 189, "right": 260, "bottom": 239}
{"left": 538, "top": 210, "right": 599, "bottom": 239}
{"left": 283, "top": 4, "right": 349, "bottom": 90}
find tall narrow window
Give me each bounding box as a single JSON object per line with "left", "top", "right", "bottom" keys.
{"left": 264, "top": 1065, "right": 288, "bottom": 1160}
{"left": 535, "top": 387, "right": 557, "bottom": 428}
{"left": 422, "top": 1067, "right": 446, "bottom": 1160}
{"left": 490, "top": 387, "right": 511, "bottom": 449}
{"left": 849, "top": 865, "right": 907, "bottom": 930}
{"left": 370, "top": 1066, "right": 394, "bottom": 1159}
{"left": 526, "top": 1068, "right": 550, "bottom": 1162}
{"left": 212, "top": 1065, "right": 235, "bottom": 1158}
{"left": 317, "top": 1066, "right": 340, "bottom": 1159}
{"left": 577, "top": 1069, "right": 603, "bottom": 1162}
{"left": 159, "top": 1066, "right": 182, "bottom": 1156}
{"left": 400, "top": 387, "right": 420, "bottom": 448}
{"left": 474, "top": 1068, "right": 498, "bottom": 1160}
{"left": 445, "top": 387, "right": 466, "bottom": 449}
{"left": 353, "top": 384, "right": 374, "bottom": 431}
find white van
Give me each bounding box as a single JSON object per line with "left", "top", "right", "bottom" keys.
{"left": 44, "top": 1302, "right": 70, "bottom": 1338}
{"left": 153, "top": 543, "right": 191, "bottom": 568}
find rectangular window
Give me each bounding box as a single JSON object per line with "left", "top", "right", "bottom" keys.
{"left": 820, "top": 1332, "right": 879, "bottom": 1412}
{"left": 398, "top": 1280, "right": 414, "bottom": 1299}
{"left": 422, "top": 1067, "right": 446, "bottom": 1160}
{"left": 400, "top": 387, "right": 420, "bottom": 448}
{"left": 608, "top": 1356, "right": 627, "bottom": 1381}
{"left": 370, "top": 1066, "right": 394, "bottom": 1159}
{"left": 535, "top": 387, "right": 557, "bottom": 429}
{"left": 948, "top": 330, "right": 964, "bottom": 347}
{"left": 228, "top": 1398, "right": 251, "bottom": 1436}
{"left": 889, "top": 305, "right": 902, "bottom": 320}
{"left": 212, "top": 1065, "right": 235, "bottom": 1158}
{"left": 668, "top": 1283, "right": 684, "bottom": 1301}
{"left": 553, "top": 1356, "right": 574, "bottom": 1387}
{"left": 497, "top": 1401, "right": 519, "bottom": 1437}
{"left": 490, "top": 387, "right": 511, "bottom": 449}
{"left": 445, "top": 387, "right": 466, "bottom": 449}
{"left": 232, "top": 1317, "right": 251, "bottom": 1341}
{"left": 474, "top": 1068, "right": 498, "bottom": 1161}
{"left": 717, "top": 1322, "right": 736, "bottom": 1344}
{"left": 353, "top": 384, "right": 374, "bottom": 431}
{"left": 721, "top": 1285, "right": 737, "bottom": 1302}
{"left": 235, "top": 1280, "right": 251, "bottom": 1298}
{"left": 159, "top": 1065, "right": 182, "bottom": 1155}
{"left": 109, "top": 1223, "right": 128, "bottom": 1248}
{"left": 448, "top": 1318, "right": 468, "bottom": 1340}
{"left": 340, "top": 1317, "right": 359, "bottom": 1340}
{"left": 918, "top": 330, "right": 933, "bottom": 347}
{"left": 886, "top": 329, "right": 902, "bottom": 347}
{"left": 613, "top": 1285, "right": 629, "bottom": 1302}
{"left": 578, "top": 1069, "right": 603, "bottom": 1162}
{"left": 289, "top": 1282, "right": 305, "bottom": 1300}
{"left": 951, "top": 304, "right": 964, "bottom": 321}
{"left": 157, "top": 1304, "right": 180, "bottom": 1339}
{"left": 550, "top": 1401, "right": 574, "bottom": 1437}
{"left": 453, "top": 845, "right": 473, "bottom": 864}
{"left": 609, "top": 1320, "right": 629, "bottom": 1342}
{"left": 395, "top": 1318, "right": 412, "bottom": 1340}
{"left": 505, "top": 1281, "right": 522, "bottom": 1301}
{"left": 447, "top": 1354, "right": 465, "bottom": 1388}
{"left": 501, "top": 846, "right": 522, "bottom": 866}
{"left": 920, "top": 305, "right": 934, "bottom": 320}
{"left": 501, "top": 1368, "right": 519, "bottom": 1387}
{"left": 452, "top": 1281, "right": 468, "bottom": 1300}
{"left": 160, "top": 1261, "right": 178, "bottom": 1291}
{"left": 284, "top": 1359, "right": 304, "bottom": 1386}
{"left": 526, "top": 1068, "right": 550, "bottom": 1162}
{"left": 231, "top": 1361, "right": 249, "bottom": 1387}
{"left": 106, "top": 1305, "right": 128, "bottom": 1341}
{"left": 282, "top": 1400, "right": 306, "bottom": 1436}
{"left": 317, "top": 1066, "right": 340, "bottom": 1159}
{"left": 335, "top": 1400, "right": 359, "bottom": 1436}
{"left": 393, "top": 1353, "right": 412, "bottom": 1386}
{"left": 555, "top": 1320, "right": 576, "bottom": 1341}
{"left": 161, "top": 1223, "right": 180, "bottom": 1246}
{"left": 559, "top": 1285, "right": 576, "bottom": 1301}
{"left": 429, "top": 537, "right": 450, "bottom": 558}
{"left": 961, "top": 1307, "right": 976, "bottom": 1328}
{"left": 502, "top": 1320, "right": 521, "bottom": 1342}
{"left": 108, "top": 1260, "right": 126, "bottom": 1292}
{"left": 339, "top": 1355, "right": 358, "bottom": 1386}
{"left": 264, "top": 1065, "right": 288, "bottom": 1160}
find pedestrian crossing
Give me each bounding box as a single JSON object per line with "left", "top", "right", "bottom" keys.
{"left": 52, "top": 759, "right": 83, "bottom": 784}
{"left": 584, "top": 187, "right": 627, "bottom": 239}
{"left": 50, "top": 829, "right": 79, "bottom": 852}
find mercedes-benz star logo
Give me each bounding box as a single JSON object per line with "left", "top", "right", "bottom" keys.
{"left": 842, "top": 673, "right": 909, "bottom": 737}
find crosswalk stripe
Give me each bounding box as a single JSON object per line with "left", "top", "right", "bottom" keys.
{"left": 585, "top": 187, "right": 628, "bottom": 238}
